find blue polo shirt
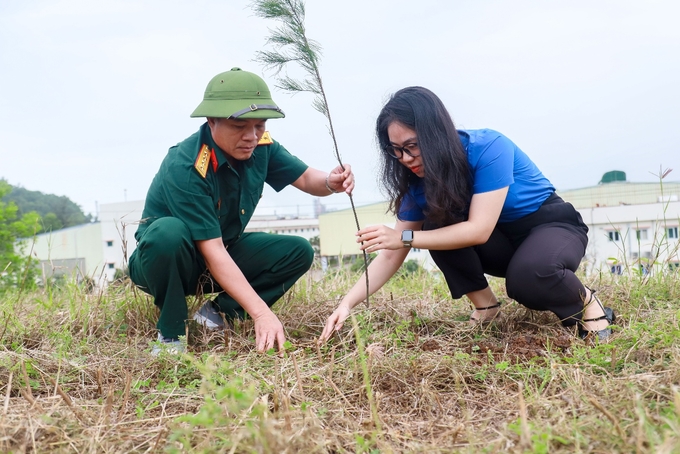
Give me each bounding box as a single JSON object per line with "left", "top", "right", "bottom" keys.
{"left": 398, "top": 129, "right": 554, "bottom": 223}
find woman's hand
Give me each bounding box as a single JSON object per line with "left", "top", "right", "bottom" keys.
{"left": 356, "top": 224, "right": 403, "bottom": 252}
{"left": 318, "top": 305, "right": 351, "bottom": 344}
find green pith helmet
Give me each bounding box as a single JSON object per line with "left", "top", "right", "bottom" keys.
{"left": 190, "top": 67, "right": 285, "bottom": 119}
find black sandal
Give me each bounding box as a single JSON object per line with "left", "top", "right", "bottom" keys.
{"left": 470, "top": 301, "right": 502, "bottom": 323}
{"left": 578, "top": 288, "right": 615, "bottom": 341}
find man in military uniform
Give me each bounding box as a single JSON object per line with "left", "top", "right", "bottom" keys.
{"left": 129, "top": 68, "right": 354, "bottom": 355}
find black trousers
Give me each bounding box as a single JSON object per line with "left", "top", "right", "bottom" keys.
{"left": 428, "top": 193, "right": 589, "bottom": 326}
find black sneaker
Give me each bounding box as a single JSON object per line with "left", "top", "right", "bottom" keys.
{"left": 193, "top": 300, "right": 226, "bottom": 330}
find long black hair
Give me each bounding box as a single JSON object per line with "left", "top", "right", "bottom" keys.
{"left": 376, "top": 86, "right": 471, "bottom": 225}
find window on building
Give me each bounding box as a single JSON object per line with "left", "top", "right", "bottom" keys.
{"left": 610, "top": 264, "right": 622, "bottom": 275}
{"left": 636, "top": 229, "right": 648, "bottom": 240}
{"left": 669, "top": 262, "right": 680, "bottom": 272}
{"left": 107, "top": 263, "right": 115, "bottom": 270}
{"left": 668, "top": 227, "right": 679, "bottom": 239}
{"left": 106, "top": 240, "right": 114, "bottom": 247}
{"left": 608, "top": 231, "right": 620, "bottom": 242}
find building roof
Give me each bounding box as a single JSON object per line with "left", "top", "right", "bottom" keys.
{"left": 557, "top": 181, "right": 680, "bottom": 209}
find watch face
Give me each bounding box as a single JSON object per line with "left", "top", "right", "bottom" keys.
{"left": 402, "top": 230, "right": 414, "bottom": 242}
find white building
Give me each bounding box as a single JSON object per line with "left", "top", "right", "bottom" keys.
{"left": 245, "top": 215, "right": 319, "bottom": 240}
{"left": 558, "top": 173, "right": 680, "bottom": 275}
{"left": 25, "top": 171, "right": 678, "bottom": 284}
{"left": 29, "top": 200, "right": 144, "bottom": 284}
{"left": 576, "top": 202, "right": 680, "bottom": 274}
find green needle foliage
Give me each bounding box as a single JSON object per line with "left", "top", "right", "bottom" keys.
{"left": 251, "top": 0, "right": 370, "bottom": 306}
{"left": 251, "top": 0, "right": 329, "bottom": 120}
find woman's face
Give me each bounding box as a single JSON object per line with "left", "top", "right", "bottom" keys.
{"left": 387, "top": 121, "right": 425, "bottom": 178}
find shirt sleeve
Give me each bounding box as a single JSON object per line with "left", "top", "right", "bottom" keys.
{"left": 397, "top": 181, "right": 426, "bottom": 221}
{"left": 470, "top": 132, "right": 515, "bottom": 194}
{"left": 264, "top": 141, "right": 309, "bottom": 192}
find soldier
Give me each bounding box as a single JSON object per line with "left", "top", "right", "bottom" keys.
{"left": 129, "top": 68, "right": 354, "bottom": 355}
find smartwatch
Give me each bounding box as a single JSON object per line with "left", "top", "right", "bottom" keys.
{"left": 401, "top": 229, "right": 414, "bottom": 248}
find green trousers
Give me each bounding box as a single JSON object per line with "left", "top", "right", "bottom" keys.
{"left": 129, "top": 217, "right": 314, "bottom": 338}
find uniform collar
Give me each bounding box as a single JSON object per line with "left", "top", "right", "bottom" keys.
{"left": 199, "top": 122, "right": 233, "bottom": 170}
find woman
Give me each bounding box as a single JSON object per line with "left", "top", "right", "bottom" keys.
{"left": 319, "top": 86, "right": 615, "bottom": 343}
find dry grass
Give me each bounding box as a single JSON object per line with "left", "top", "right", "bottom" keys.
{"left": 1, "top": 268, "right": 680, "bottom": 453}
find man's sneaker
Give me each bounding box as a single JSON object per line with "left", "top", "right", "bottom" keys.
{"left": 193, "top": 300, "right": 226, "bottom": 330}
{"left": 151, "top": 333, "right": 186, "bottom": 356}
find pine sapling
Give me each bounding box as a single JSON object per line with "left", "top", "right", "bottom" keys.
{"left": 251, "top": 0, "right": 370, "bottom": 306}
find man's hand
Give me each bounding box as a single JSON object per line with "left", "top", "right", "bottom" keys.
{"left": 291, "top": 164, "right": 355, "bottom": 196}
{"left": 318, "top": 305, "right": 351, "bottom": 344}
{"left": 252, "top": 310, "right": 286, "bottom": 354}
{"left": 327, "top": 164, "right": 354, "bottom": 194}
{"left": 196, "top": 238, "right": 289, "bottom": 355}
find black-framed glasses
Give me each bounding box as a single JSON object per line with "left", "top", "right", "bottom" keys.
{"left": 385, "top": 142, "right": 420, "bottom": 159}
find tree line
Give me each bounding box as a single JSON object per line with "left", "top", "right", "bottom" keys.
{"left": 2, "top": 180, "right": 92, "bottom": 231}
{"left": 0, "top": 179, "right": 91, "bottom": 288}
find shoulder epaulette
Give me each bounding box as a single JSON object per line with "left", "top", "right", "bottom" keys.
{"left": 257, "top": 131, "right": 273, "bottom": 146}
{"left": 194, "top": 144, "right": 218, "bottom": 178}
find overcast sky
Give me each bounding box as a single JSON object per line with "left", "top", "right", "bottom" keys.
{"left": 1, "top": 0, "right": 678, "bottom": 219}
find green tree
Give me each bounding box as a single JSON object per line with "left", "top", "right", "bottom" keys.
{"left": 41, "top": 212, "right": 64, "bottom": 232}
{"left": 2, "top": 181, "right": 91, "bottom": 231}
{"left": 397, "top": 259, "right": 421, "bottom": 276}
{"left": 308, "top": 235, "right": 320, "bottom": 256}
{"left": 0, "top": 181, "right": 41, "bottom": 289}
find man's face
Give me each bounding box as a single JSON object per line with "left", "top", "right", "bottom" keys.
{"left": 207, "top": 117, "right": 267, "bottom": 162}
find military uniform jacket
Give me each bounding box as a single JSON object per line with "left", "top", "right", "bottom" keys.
{"left": 136, "top": 122, "right": 308, "bottom": 246}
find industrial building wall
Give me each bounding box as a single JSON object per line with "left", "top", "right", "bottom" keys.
{"left": 30, "top": 222, "right": 104, "bottom": 280}
{"left": 26, "top": 200, "right": 145, "bottom": 285}
{"left": 99, "top": 200, "right": 145, "bottom": 272}
{"left": 318, "top": 202, "right": 435, "bottom": 269}
{"left": 245, "top": 217, "right": 319, "bottom": 240}
{"left": 319, "top": 202, "right": 392, "bottom": 256}
{"left": 558, "top": 182, "right": 680, "bottom": 209}
{"left": 578, "top": 201, "right": 680, "bottom": 273}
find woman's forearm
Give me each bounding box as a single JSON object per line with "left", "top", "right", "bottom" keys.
{"left": 339, "top": 248, "right": 409, "bottom": 310}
